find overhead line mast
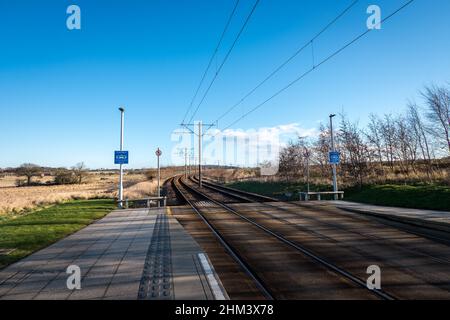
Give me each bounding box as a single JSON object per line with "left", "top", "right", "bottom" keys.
{"left": 181, "top": 121, "right": 215, "bottom": 188}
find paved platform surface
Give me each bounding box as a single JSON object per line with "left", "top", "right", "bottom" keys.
{"left": 300, "top": 200, "right": 450, "bottom": 232}
{"left": 0, "top": 207, "right": 227, "bottom": 300}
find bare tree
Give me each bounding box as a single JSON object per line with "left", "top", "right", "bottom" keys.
{"left": 279, "top": 139, "right": 304, "bottom": 181}
{"left": 380, "top": 114, "right": 397, "bottom": 170}
{"left": 312, "top": 123, "right": 332, "bottom": 177}
{"left": 422, "top": 85, "right": 450, "bottom": 154}
{"left": 16, "top": 163, "right": 41, "bottom": 186}
{"left": 72, "top": 162, "right": 88, "bottom": 184}
{"left": 395, "top": 115, "right": 419, "bottom": 174}
{"left": 339, "top": 116, "right": 370, "bottom": 187}
{"left": 407, "top": 102, "right": 433, "bottom": 177}
{"left": 366, "top": 114, "right": 384, "bottom": 171}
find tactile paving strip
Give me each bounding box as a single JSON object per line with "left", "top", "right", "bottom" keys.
{"left": 138, "top": 213, "right": 173, "bottom": 300}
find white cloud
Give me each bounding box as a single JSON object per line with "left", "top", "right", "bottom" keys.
{"left": 171, "top": 123, "right": 318, "bottom": 170}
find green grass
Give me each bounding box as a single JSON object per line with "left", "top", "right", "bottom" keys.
{"left": 227, "top": 181, "right": 450, "bottom": 211}
{"left": 344, "top": 184, "right": 450, "bottom": 211}
{"left": 0, "top": 199, "right": 115, "bottom": 269}
{"left": 227, "top": 181, "right": 331, "bottom": 200}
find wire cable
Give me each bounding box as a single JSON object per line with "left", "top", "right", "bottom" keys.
{"left": 181, "top": 0, "right": 241, "bottom": 124}
{"left": 218, "top": 0, "right": 416, "bottom": 132}
{"left": 186, "top": 0, "right": 261, "bottom": 124}
{"left": 213, "top": 0, "right": 360, "bottom": 124}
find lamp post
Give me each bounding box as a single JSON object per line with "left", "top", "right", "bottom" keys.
{"left": 198, "top": 121, "right": 202, "bottom": 188}
{"left": 155, "top": 148, "right": 162, "bottom": 206}
{"left": 329, "top": 114, "right": 338, "bottom": 200}
{"left": 118, "top": 107, "right": 125, "bottom": 208}
{"left": 304, "top": 147, "right": 310, "bottom": 195}
{"left": 184, "top": 147, "right": 188, "bottom": 179}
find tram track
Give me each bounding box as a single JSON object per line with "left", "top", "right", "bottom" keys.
{"left": 171, "top": 176, "right": 393, "bottom": 300}
{"left": 183, "top": 176, "right": 450, "bottom": 299}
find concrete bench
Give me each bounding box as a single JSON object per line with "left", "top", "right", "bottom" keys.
{"left": 299, "top": 191, "right": 344, "bottom": 201}
{"left": 117, "top": 196, "right": 167, "bottom": 208}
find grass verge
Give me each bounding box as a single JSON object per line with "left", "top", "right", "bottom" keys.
{"left": 226, "top": 181, "right": 330, "bottom": 200}
{"left": 344, "top": 184, "right": 450, "bottom": 211}
{"left": 227, "top": 181, "right": 450, "bottom": 211}
{"left": 0, "top": 199, "right": 115, "bottom": 269}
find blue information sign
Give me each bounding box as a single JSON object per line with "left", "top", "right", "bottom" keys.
{"left": 114, "top": 151, "right": 129, "bottom": 164}
{"left": 329, "top": 151, "right": 340, "bottom": 164}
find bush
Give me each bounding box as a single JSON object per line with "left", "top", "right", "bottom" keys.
{"left": 15, "top": 179, "right": 26, "bottom": 187}
{"left": 145, "top": 170, "right": 156, "bottom": 181}
{"left": 54, "top": 170, "right": 78, "bottom": 185}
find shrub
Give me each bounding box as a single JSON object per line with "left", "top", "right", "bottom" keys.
{"left": 15, "top": 179, "right": 26, "bottom": 187}
{"left": 54, "top": 170, "right": 78, "bottom": 185}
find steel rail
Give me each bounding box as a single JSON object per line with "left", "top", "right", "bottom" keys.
{"left": 181, "top": 176, "right": 395, "bottom": 300}
{"left": 199, "top": 177, "right": 450, "bottom": 260}
{"left": 171, "top": 176, "right": 275, "bottom": 300}
{"left": 191, "top": 176, "right": 278, "bottom": 202}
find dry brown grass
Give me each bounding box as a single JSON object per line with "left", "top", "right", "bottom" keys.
{"left": 205, "top": 168, "right": 259, "bottom": 183}
{"left": 123, "top": 180, "right": 158, "bottom": 199}
{"left": 0, "top": 175, "right": 53, "bottom": 188}
{"left": 0, "top": 172, "right": 150, "bottom": 215}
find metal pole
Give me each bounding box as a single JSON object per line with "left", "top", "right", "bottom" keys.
{"left": 118, "top": 107, "right": 124, "bottom": 208}
{"left": 184, "top": 147, "right": 188, "bottom": 179}
{"left": 329, "top": 114, "right": 338, "bottom": 200}
{"left": 194, "top": 157, "right": 196, "bottom": 176}
{"left": 198, "top": 121, "right": 202, "bottom": 188}
{"left": 188, "top": 152, "right": 191, "bottom": 175}
{"left": 157, "top": 148, "right": 161, "bottom": 206}
{"left": 306, "top": 154, "right": 310, "bottom": 193}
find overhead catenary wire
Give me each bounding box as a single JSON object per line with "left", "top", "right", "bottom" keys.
{"left": 186, "top": 0, "right": 261, "bottom": 125}
{"left": 213, "top": 0, "right": 360, "bottom": 124}
{"left": 218, "top": 0, "right": 416, "bottom": 132}
{"left": 181, "top": 0, "right": 241, "bottom": 124}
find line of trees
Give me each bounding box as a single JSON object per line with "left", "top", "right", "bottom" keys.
{"left": 15, "top": 162, "right": 88, "bottom": 186}
{"left": 278, "top": 84, "right": 450, "bottom": 188}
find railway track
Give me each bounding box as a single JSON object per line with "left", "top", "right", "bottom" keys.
{"left": 179, "top": 175, "right": 450, "bottom": 299}
{"left": 171, "top": 175, "right": 394, "bottom": 300}
{"left": 193, "top": 176, "right": 450, "bottom": 262}
{"left": 196, "top": 176, "right": 450, "bottom": 246}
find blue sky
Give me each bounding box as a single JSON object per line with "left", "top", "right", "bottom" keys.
{"left": 1, "top": 0, "right": 449, "bottom": 168}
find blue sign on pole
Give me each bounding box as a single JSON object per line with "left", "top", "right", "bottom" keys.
{"left": 114, "top": 151, "right": 129, "bottom": 164}
{"left": 329, "top": 151, "right": 340, "bottom": 164}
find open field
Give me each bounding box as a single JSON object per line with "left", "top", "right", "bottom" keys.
{"left": 0, "top": 199, "right": 115, "bottom": 269}
{"left": 0, "top": 166, "right": 188, "bottom": 215}
{"left": 0, "top": 172, "right": 154, "bottom": 215}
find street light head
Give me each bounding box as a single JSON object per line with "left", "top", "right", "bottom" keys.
{"left": 329, "top": 114, "right": 336, "bottom": 118}
{"left": 119, "top": 107, "right": 125, "bottom": 112}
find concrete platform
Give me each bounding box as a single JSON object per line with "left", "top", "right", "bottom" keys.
{"left": 0, "top": 207, "right": 228, "bottom": 300}
{"left": 305, "top": 200, "right": 450, "bottom": 233}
